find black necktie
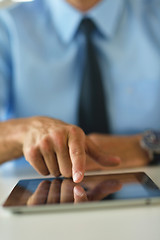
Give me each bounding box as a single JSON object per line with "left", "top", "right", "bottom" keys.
{"left": 78, "top": 18, "right": 109, "bottom": 134}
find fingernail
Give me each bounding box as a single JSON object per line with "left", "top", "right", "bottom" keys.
{"left": 73, "top": 171, "right": 83, "bottom": 183}
{"left": 114, "top": 156, "right": 121, "bottom": 161}
{"left": 111, "top": 156, "right": 121, "bottom": 164}
{"left": 74, "top": 186, "right": 85, "bottom": 197}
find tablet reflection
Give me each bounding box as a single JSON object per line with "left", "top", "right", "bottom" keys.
{"left": 26, "top": 178, "right": 122, "bottom": 206}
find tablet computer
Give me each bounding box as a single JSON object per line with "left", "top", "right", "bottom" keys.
{"left": 2, "top": 172, "right": 160, "bottom": 213}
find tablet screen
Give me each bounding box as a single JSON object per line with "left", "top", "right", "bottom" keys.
{"left": 3, "top": 172, "right": 160, "bottom": 209}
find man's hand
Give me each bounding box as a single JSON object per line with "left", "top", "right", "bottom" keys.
{"left": 86, "top": 133, "right": 150, "bottom": 171}
{"left": 22, "top": 117, "right": 120, "bottom": 182}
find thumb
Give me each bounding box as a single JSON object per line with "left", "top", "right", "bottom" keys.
{"left": 85, "top": 137, "right": 121, "bottom": 167}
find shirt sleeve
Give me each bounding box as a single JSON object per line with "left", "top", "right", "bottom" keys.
{"left": 0, "top": 12, "right": 13, "bottom": 121}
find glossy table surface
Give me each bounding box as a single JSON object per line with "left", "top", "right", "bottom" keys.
{"left": 0, "top": 160, "right": 160, "bottom": 240}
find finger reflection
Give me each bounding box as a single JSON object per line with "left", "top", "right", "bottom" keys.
{"left": 87, "top": 180, "right": 122, "bottom": 201}
{"left": 27, "top": 180, "right": 50, "bottom": 206}
{"left": 60, "top": 179, "right": 75, "bottom": 203}
{"left": 27, "top": 177, "right": 122, "bottom": 206}
{"left": 74, "top": 185, "right": 88, "bottom": 203}
{"left": 47, "top": 179, "right": 61, "bottom": 204}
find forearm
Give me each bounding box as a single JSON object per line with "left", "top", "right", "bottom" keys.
{"left": 0, "top": 118, "right": 28, "bottom": 164}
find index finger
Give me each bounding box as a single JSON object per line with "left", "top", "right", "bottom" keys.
{"left": 68, "top": 126, "right": 86, "bottom": 183}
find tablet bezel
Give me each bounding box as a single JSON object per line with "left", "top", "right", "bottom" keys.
{"left": 2, "top": 172, "right": 160, "bottom": 213}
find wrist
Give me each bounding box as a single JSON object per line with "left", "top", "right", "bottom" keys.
{"left": 140, "top": 130, "right": 160, "bottom": 164}
{"left": 0, "top": 118, "right": 32, "bottom": 163}
{"left": 4, "top": 118, "right": 31, "bottom": 145}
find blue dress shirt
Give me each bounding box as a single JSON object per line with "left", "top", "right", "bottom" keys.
{"left": 0, "top": 0, "right": 160, "bottom": 135}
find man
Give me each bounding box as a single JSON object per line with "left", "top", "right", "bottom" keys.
{"left": 0, "top": 0, "right": 159, "bottom": 183}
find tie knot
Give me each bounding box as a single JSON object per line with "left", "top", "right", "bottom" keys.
{"left": 79, "top": 18, "right": 96, "bottom": 36}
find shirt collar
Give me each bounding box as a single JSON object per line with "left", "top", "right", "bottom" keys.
{"left": 47, "top": 0, "right": 124, "bottom": 43}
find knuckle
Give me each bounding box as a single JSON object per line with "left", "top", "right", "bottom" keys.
{"left": 69, "top": 125, "right": 85, "bottom": 138}
{"left": 61, "top": 169, "right": 72, "bottom": 178}
{"left": 51, "top": 130, "right": 66, "bottom": 149}
{"left": 69, "top": 125, "right": 80, "bottom": 134}
{"left": 51, "top": 129, "right": 64, "bottom": 139}
{"left": 71, "top": 148, "right": 85, "bottom": 157}
{"left": 51, "top": 170, "right": 61, "bottom": 177}
{"left": 25, "top": 146, "right": 38, "bottom": 160}
{"left": 40, "top": 137, "right": 50, "bottom": 152}
{"left": 40, "top": 169, "right": 49, "bottom": 176}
